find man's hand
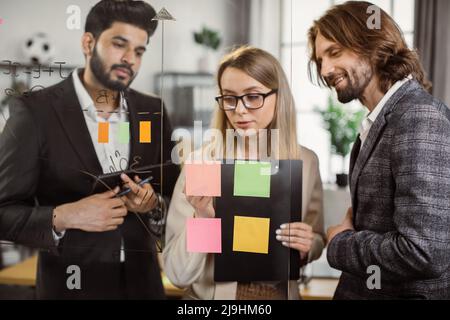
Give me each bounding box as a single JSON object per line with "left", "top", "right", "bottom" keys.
{"left": 327, "top": 207, "right": 354, "bottom": 243}
{"left": 53, "top": 187, "right": 127, "bottom": 233}
{"left": 120, "top": 174, "right": 158, "bottom": 213}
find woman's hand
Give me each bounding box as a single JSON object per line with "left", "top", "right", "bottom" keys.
{"left": 276, "top": 222, "right": 314, "bottom": 260}
{"left": 183, "top": 185, "right": 215, "bottom": 218}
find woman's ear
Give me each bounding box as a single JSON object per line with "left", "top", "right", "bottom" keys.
{"left": 81, "top": 32, "right": 95, "bottom": 57}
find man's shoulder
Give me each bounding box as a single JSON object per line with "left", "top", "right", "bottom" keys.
{"left": 10, "top": 78, "right": 71, "bottom": 117}
{"left": 126, "top": 88, "right": 162, "bottom": 106}
{"left": 16, "top": 78, "right": 69, "bottom": 108}
{"left": 391, "top": 81, "right": 450, "bottom": 124}
{"left": 385, "top": 83, "right": 450, "bottom": 145}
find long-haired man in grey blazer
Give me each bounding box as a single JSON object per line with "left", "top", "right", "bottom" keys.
{"left": 308, "top": 1, "right": 450, "bottom": 299}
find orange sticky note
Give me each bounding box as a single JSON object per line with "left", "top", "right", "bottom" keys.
{"left": 140, "top": 121, "right": 151, "bottom": 143}
{"left": 185, "top": 162, "right": 221, "bottom": 197}
{"left": 98, "top": 122, "right": 109, "bottom": 143}
{"left": 233, "top": 216, "right": 270, "bottom": 254}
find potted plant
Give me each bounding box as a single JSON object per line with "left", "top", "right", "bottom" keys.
{"left": 193, "top": 26, "right": 221, "bottom": 73}
{"left": 315, "top": 95, "right": 365, "bottom": 187}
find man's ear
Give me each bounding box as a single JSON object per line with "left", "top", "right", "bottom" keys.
{"left": 81, "top": 32, "right": 95, "bottom": 57}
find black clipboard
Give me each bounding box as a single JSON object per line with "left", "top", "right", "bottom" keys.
{"left": 214, "top": 159, "right": 302, "bottom": 282}
{"left": 90, "top": 161, "right": 173, "bottom": 194}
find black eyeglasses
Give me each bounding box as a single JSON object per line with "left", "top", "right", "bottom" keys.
{"left": 215, "top": 89, "right": 278, "bottom": 111}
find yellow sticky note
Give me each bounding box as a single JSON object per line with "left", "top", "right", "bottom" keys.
{"left": 233, "top": 216, "right": 270, "bottom": 254}
{"left": 140, "top": 121, "right": 151, "bottom": 143}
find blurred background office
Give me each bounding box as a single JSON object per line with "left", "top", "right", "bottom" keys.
{"left": 0, "top": 0, "right": 449, "bottom": 299}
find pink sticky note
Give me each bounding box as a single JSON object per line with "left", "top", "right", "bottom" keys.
{"left": 185, "top": 162, "right": 221, "bottom": 197}
{"left": 186, "top": 218, "right": 222, "bottom": 253}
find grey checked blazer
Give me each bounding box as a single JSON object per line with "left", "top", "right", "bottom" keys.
{"left": 327, "top": 80, "right": 450, "bottom": 299}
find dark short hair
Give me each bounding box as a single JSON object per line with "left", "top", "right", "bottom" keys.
{"left": 85, "top": 0, "right": 158, "bottom": 41}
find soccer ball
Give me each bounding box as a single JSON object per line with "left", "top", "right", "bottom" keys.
{"left": 22, "top": 33, "right": 55, "bottom": 65}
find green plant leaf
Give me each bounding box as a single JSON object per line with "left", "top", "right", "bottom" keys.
{"left": 315, "top": 95, "right": 366, "bottom": 158}
{"left": 193, "top": 26, "right": 222, "bottom": 51}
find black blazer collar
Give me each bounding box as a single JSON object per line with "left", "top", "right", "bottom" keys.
{"left": 51, "top": 75, "right": 103, "bottom": 175}
{"left": 50, "top": 73, "right": 161, "bottom": 179}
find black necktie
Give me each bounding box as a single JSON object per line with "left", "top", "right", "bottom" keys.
{"left": 349, "top": 135, "right": 361, "bottom": 178}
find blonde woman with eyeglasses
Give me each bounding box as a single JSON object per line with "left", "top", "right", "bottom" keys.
{"left": 163, "top": 46, "right": 326, "bottom": 300}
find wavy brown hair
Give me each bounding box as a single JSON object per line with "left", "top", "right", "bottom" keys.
{"left": 307, "top": 1, "right": 431, "bottom": 93}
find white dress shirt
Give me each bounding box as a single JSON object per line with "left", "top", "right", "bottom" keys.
{"left": 359, "top": 76, "right": 412, "bottom": 148}
{"left": 53, "top": 69, "right": 130, "bottom": 262}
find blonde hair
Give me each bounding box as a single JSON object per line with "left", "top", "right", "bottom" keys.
{"left": 210, "top": 46, "right": 299, "bottom": 160}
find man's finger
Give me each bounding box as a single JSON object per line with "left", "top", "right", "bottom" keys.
{"left": 121, "top": 173, "right": 141, "bottom": 195}
{"left": 111, "top": 207, "right": 128, "bottom": 217}
{"left": 104, "top": 225, "right": 118, "bottom": 232}
{"left": 99, "top": 186, "right": 120, "bottom": 198}
{"left": 109, "top": 197, "right": 126, "bottom": 209}
{"left": 141, "top": 188, "right": 155, "bottom": 205}
{"left": 108, "top": 217, "right": 125, "bottom": 226}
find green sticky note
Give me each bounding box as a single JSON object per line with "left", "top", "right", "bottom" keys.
{"left": 119, "top": 122, "right": 130, "bottom": 144}
{"left": 233, "top": 160, "right": 271, "bottom": 198}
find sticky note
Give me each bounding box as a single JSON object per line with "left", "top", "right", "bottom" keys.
{"left": 119, "top": 122, "right": 130, "bottom": 144}
{"left": 233, "top": 216, "right": 270, "bottom": 254}
{"left": 233, "top": 161, "right": 271, "bottom": 198}
{"left": 186, "top": 218, "right": 222, "bottom": 253}
{"left": 185, "top": 162, "right": 221, "bottom": 197}
{"left": 140, "top": 121, "right": 151, "bottom": 143}
{"left": 98, "top": 122, "right": 109, "bottom": 143}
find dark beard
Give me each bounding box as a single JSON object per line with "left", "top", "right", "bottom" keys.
{"left": 90, "top": 46, "right": 135, "bottom": 91}
{"left": 334, "top": 61, "right": 373, "bottom": 104}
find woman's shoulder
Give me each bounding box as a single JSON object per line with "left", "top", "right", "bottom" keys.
{"left": 296, "top": 145, "right": 319, "bottom": 164}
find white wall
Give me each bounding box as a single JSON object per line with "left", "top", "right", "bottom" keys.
{"left": 0, "top": 0, "right": 241, "bottom": 103}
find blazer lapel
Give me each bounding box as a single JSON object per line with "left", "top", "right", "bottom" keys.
{"left": 348, "top": 135, "right": 361, "bottom": 211}
{"left": 349, "top": 135, "right": 361, "bottom": 179}
{"left": 125, "top": 91, "right": 148, "bottom": 167}
{"left": 349, "top": 115, "right": 388, "bottom": 203}
{"left": 349, "top": 80, "right": 415, "bottom": 203}
{"left": 51, "top": 75, "right": 103, "bottom": 175}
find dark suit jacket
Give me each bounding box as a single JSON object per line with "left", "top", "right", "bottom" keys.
{"left": 0, "top": 75, "right": 179, "bottom": 299}
{"left": 327, "top": 80, "right": 450, "bottom": 299}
